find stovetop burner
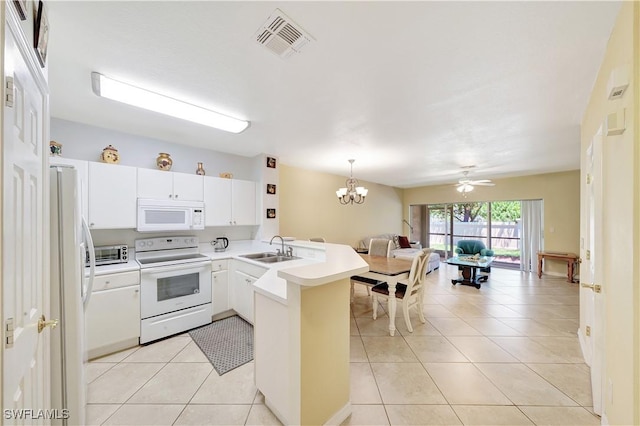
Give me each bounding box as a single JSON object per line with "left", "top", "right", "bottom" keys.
{"left": 135, "top": 236, "right": 208, "bottom": 268}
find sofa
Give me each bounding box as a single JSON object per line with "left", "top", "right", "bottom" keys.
{"left": 358, "top": 234, "right": 440, "bottom": 273}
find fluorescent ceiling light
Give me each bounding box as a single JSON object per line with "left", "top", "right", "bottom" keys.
{"left": 91, "top": 72, "right": 249, "bottom": 134}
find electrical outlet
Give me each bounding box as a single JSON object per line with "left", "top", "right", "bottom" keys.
{"left": 586, "top": 326, "right": 591, "bottom": 336}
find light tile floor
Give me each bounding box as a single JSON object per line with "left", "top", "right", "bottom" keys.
{"left": 86, "top": 264, "right": 600, "bottom": 425}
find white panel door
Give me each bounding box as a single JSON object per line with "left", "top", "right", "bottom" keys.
{"left": 88, "top": 162, "right": 137, "bottom": 229}
{"left": 204, "top": 176, "right": 232, "bottom": 226}
{"left": 172, "top": 172, "right": 203, "bottom": 201}
{"left": 584, "top": 131, "right": 604, "bottom": 415}
{"left": 2, "top": 19, "right": 49, "bottom": 420}
{"left": 232, "top": 179, "right": 257, "bottom": 226}
{"left": 137, "top": 168, "right": 173, "bottom": 200}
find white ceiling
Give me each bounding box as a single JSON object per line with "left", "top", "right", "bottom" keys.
{"left": 47, "top": 1, "right": 620, "bottom": 188}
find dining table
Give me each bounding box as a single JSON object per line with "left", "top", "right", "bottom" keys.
{"left": 358, "top": 254, "right": 413, "bottom": 336}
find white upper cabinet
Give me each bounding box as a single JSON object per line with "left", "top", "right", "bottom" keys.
{"left": 88, "top": 162, "right": 137, "bottom": 229}
{"left": 204, "top": 177, "right": 257, "bottom": 226}
{"left": 232, "top": 179, "right": 257, "bottom": 226}
{"left": 204, "top": 176, "right": 232, "bottom": 226}
{"left": 50, "top": 157, "right": 89, "bottom": 220}
{"left": 137, "top": 168, "right": 203, "bottom": 201}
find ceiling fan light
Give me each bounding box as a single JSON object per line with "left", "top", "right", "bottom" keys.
{"left": 91, "top": 72, "right": 250, "bottom": 133}
{"left": 457, "top": 184, "right": 474, "bottom": 193}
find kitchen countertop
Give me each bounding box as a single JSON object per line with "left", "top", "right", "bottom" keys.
{"left": 83, "top": 239, "right": 365, "bottom": 305}
{"left": 201, "top": 240, "right": 324, "bottom": 304}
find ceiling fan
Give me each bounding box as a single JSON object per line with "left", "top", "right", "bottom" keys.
{"left": 455, "top": 171, "right": 495, "bottom": 193}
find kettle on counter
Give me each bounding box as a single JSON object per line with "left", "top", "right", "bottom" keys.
{"left": 213, "top": 237, "right": 229, "bottom": 252}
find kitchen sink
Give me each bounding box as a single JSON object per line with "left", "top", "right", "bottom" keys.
{"left": 240, "top": 252, "right": 301, "bottom": 263}
{"left": 257, "top": 255, "right": 301, "bottom": 263}
{"left": 240, "top": 252, "right": 279, "bottom": 259}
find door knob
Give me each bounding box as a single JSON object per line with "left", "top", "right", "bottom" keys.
{"left": 581, "top": 283, "right": 602, "bottom": 293}
{"left": 38, "top": 315, "right": 59, "bottom": 333}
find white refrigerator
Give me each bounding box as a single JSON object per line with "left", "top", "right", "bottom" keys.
{"left": 50, "top": 165, "right": 95, "bottom": 425}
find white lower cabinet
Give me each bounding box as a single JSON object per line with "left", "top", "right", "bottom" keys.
{"left": 233, "top": 271, "right": 256, "bottom": 323}
{"left": 86, "top": 271, "right": 140, "bottom": 359}
{"left": 230, "top": 261, "right": 266, "bottom": 324}
{"left": 212, "top": 269, "right": 229, "bottom": 315}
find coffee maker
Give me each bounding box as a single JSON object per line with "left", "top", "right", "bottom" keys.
{"left": 213, "top": 237, "right": 229, "bottom": 252}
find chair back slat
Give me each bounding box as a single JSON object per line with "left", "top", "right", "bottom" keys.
{"left": 369, "top": 238, "right": 392, "bottom": 257}
{"left": 406, "top": 248, "right": 433, "bottom": 296}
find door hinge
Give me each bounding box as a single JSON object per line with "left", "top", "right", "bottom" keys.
{"left": 5, "top": 76, "right": 14, "bottom": 108}
{"left": 5, "top": 318, "right": 14, "bottom": 348}
{"left": 586, "top": 250, "right": 591, "bottom": 260}
{"left": 586, "top": 325, "right": 591, "bottom": 336}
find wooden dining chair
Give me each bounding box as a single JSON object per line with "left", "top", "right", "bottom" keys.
{"left": 371, "top": 248, "right": 431, "bottom": 332}
{"left": 350, "top": 239, "right": 393, "bottom": 302}
{"left": 368, "top": 238, "right": 392, "bottom": 257}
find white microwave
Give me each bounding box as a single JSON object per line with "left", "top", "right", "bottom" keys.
{"left": 137, "top": 199, "right": 205, "bottom": 232}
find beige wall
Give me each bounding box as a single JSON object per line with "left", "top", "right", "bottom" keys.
{"left": 403, "top": 171, "right": 580, "bottom": 276}
{"left": 279, "top": 164, "right": 403, "bottom": 247}
{"left": 300, "top": 279, "right": 350, "bottom": 425}
{"left": 580, "top": 2, "right": 639, "bottom": 424}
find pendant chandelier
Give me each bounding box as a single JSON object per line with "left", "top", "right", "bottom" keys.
{"left": 336, "top": 159, "right": 368, "bottom": 205}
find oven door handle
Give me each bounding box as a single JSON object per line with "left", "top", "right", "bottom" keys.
{"left": 141, "top": 261, "right": 211, "bottom": 275}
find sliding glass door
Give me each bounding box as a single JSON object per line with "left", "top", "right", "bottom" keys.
{"left": 410, "top": 200, "right": 523, "bottom": 268}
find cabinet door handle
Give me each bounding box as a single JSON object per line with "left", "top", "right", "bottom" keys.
{"left": 169, "top": 194, "right": 172, "bottom": 198}
{"left": 134, "top": 289, "right": 139, "bottom": 293}
{"left": 175, "top": 194, "right": 179, "bottom": 198}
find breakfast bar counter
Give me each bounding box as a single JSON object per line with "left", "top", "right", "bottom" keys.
{"left": 253, "top": 242, "right": 368, "bottom": 426}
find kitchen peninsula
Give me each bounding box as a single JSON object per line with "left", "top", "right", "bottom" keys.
{"left": 252, "top": 242, "right": 368, "bottom": 426}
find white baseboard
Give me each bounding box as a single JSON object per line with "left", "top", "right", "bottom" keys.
{"left": 324, "top": 401, "right": 351, "bottom": 426}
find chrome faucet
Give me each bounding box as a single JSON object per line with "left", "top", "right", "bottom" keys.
{"left": 270, "top": 235, "right": 286, "bottom": 256}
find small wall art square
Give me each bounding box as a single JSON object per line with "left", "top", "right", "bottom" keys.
{"left": 267, "top": 184, "right": 276, "bottom": 195}
{"left": 266, "top": 209, "right": 276, "bottom": 219}
{"left": 266, "top": 156, "right": 277, "bottom": 169}
{"left": 34, "top": 1, "right": 49, "bottom": 68}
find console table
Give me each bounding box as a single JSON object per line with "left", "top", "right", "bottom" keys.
{"left": 537, "top": 251, "right": 579, "bottom": 283}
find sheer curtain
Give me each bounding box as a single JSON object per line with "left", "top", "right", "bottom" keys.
{"left": 520, "top": 200, "right": 544, "bottom": 273}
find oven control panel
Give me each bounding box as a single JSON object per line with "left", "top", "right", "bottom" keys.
{"left": 135, "top": 236, "right": 199, "bottom": 253}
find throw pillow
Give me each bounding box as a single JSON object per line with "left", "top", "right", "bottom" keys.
{"left": 398, "top": 236, "right": 411, "bottom": 249}
{"left": 392, "top": 235, "right": 400, "bottom": 249}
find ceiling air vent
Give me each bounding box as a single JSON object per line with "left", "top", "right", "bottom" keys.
{"left": 254, "top": 9, "right": 314, "bottom": 59}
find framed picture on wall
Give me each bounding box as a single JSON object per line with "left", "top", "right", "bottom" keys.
{"left": 34, "top": 1, "right": 49, "bottom": 67}
{"left": 267, "top": 184, "right": 276, "bottom": 195}
{"left": 266, "top": 156, "right": 277, "bottom": 169}
{"left": 266, "top": 209, "right": 276, "bottom": 219}
{"left": 13, "top": 0, "right": 27, "bottom": 20}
